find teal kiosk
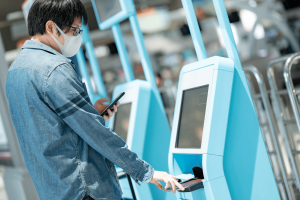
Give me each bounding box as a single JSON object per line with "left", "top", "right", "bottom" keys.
{"left": 76, "top": 25, "right": 108, "bottom": 103}
{"left": 91, "top": 0, "right": 174, "bottom": 200}
{"left": 168, "top": 0, "right": 280, "bottom": 199}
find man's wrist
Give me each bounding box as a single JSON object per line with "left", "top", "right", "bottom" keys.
{"left": 139, "top": 164, "right": 155, "bottom": 183}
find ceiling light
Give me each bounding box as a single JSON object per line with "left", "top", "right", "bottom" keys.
{"left": 254, "top": 24, "right": 265, "bottom": 40}
{"left": 137, "top": 7, "right": 171, "bottom": 33}
{"left": 240, "top": 9, "right": 257, "bottom": 32}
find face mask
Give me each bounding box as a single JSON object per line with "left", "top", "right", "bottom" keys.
{"left": 51, "top": 24, "right": 82, "bottom": 57}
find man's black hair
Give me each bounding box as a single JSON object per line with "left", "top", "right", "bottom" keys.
{"left": 27, "top": 0, "right": 88, "bottom": 36}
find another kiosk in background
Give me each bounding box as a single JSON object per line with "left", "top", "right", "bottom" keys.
{"left": 76, "top": 23, "right": 143, "bottom": 199}
{"left": 91, "top": 0, "right": 174, "bottom": 200}
{"left": 76, "top": 25, "right": 108, "bottom": 103}
{"left": 168, "top": 0, "right": 280, "bottom": 199}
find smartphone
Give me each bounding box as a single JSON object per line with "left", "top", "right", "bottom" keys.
{"left": 100, "top": 92, "right": 125, "bottom": 116}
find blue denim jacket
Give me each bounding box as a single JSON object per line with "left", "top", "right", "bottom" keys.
{"left": 6, "top": 40, "right": 154, "bottom": 200}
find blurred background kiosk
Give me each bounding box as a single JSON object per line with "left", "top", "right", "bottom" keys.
{"left": 168, "top": 0, "right": 280, "bottom": 200}
{"left": 75, "top": 24, "right": 108, "bottom": 103}
{"left": 91, "top": 0, "right": 174, "bottom": 200}
{"left": 0, "top": 35, "right": 39, "bottom": 200}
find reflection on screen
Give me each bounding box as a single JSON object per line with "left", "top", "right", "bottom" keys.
{"left": 113, "top": 103, "right": 132, "bottom": 142}
{"left": 176, "top": 85, "right": 209, "bottom": 148}
{"left": 94, "top": 0, "right": 122, "bottom": 22}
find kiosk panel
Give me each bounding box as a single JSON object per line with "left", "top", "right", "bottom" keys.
{"left": 176, "top": 85, "right": 209, "bottom": 149}
{"left": 113, "top": 103, "right": 132, "bottom": 142}
{"left": 94, "top": 0, "right": 122, "bottom": 22}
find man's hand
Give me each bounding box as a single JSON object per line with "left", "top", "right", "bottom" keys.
{"left": 93, "top": 98, "right": 120, "bottom": 122}
{"left": 150, "top": 171, "right": 184, "bottom": 194}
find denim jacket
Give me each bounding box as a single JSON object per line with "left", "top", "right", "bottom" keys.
{"left": 6, "top": 40, "right": 154, "bottom": 200}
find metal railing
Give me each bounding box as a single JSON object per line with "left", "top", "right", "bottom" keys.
{"left": 284, "top": 53, "right": 300, "bottom": 137}
{"left": 267, "top": 54, "right": 300, "bottom": 196}
{"left": 245, "top": 66, "right": 294, "bottom": 200}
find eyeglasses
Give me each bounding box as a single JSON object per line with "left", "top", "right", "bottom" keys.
{"left": 71, "top": 26, "right": 83, "bottom": 36}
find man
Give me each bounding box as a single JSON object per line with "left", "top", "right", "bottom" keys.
{"left": 6, "top": 0, "right": 183, "bottom": 200}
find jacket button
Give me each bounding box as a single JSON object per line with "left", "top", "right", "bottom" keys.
{"left": 128, "top": 171, "right": 130, "bottom": 173}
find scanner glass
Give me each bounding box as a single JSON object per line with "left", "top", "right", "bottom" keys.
{"left": 176, "top": 85, "right": 209, "bottom": 148}
{"left": 113, "top": 103, "right": 132, "bottom": 142}
{"left": 94, "top": 0, "right": 122, "bottom": 22}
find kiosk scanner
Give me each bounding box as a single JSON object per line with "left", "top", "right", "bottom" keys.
{"left": 91, "top": 0, "right": 174, "bottom": 199}
{"left": 164, "top": 167, "right": 205, "bottom": 192}
{"left": 169, "top": 0, "right": 280, "bottom": 200}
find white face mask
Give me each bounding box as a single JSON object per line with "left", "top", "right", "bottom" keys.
{"left": 51, "top": 24, "right": 82, "bottom": 57}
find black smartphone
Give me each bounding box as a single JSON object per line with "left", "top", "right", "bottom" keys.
{"left": 100, "top": 92, "right": 125, "bottom": 116}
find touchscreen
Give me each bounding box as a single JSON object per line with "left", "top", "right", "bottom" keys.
{"left": 113, "top": 103, "right": 132, "bottom": 142}
{"left": 176, "top": 85, "right": 209, "bottom": 148}
{"left": 94, "top": 0, "right": 122, "bottom": 23}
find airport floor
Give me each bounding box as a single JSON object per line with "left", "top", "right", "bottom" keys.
{"left": 0, "top": 168, "right": 8, "bottom": 200}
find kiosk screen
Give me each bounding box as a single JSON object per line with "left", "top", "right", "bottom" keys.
{"left": 176, "top": 85, "right": 209, "bottom": 148}
{"left": 113, "top": 103, "right": 132, "bottom": 142}
{"left": 94, "top": 0, "right": 122, "bottom": 23}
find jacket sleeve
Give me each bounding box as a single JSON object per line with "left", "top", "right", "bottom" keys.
{"left": 45, "top": 63, "right": 154, "bottom": 183}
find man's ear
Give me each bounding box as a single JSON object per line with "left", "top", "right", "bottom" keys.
{"left": 45, "top": 20, "right": 55, "bottom": 35}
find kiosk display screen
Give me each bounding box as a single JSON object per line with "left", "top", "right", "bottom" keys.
{"left": 176, "top": 85, "right": 209, "bottom": 149}
{"left": 113, "top": 103, "right": 132, "bottom": 142}
{"left": 94, "top": 0, "right": 122, "bottom": 23}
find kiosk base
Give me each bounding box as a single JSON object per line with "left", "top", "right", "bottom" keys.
{"left": 3, "top": 167, "right": 39, "bottom": 200}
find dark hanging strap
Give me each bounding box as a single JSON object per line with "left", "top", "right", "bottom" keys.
{"left": 126, "top": 174, "right": 137, "bottom": 200}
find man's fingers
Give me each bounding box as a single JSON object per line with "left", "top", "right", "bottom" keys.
{"left": 174, "top": 180, "right": 185, "bottom": 191}
{"left": 150, "top": 171, "right": 183, "bottom": 193}
{"left": 164, "top": 181, "right": 170, "bottom": 190}
{"left": 96, "top": 98, "right": 108, "bottom": 104}
{"left": 116, "top": 101, "right": 120, "bottom": 107}
{"left": 103, "top": 115, "right": 109, "bottom": 122}
{"left": 154, "top": 181, "right": 163, "bottom": 190}
{"left": 112, "top": 105, "right": 117, "bottom": 113}
{"left": 107, "top": 109, "right": 113, "bottom": 117}
{"left": 170, "top": 180, "right": 176, "bottom": 194}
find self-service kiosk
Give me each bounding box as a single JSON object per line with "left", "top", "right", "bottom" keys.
{"left": 91, "top": 1, "right": 174, "bottom": 200}
{"left": 169, "top": 0, "right": 280, "bottom": 199}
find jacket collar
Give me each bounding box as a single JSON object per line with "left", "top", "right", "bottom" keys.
{"left": 22, "top": 40, "right": 75, "bottom": 66}
{"left": 22, "top": 40, "right": 61, "bottom": 55}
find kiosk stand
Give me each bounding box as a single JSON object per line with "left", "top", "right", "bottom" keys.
{"left": 91, "top": 1, "right": 174, "bottom": 199}
{"left": 76, "top": 25, "right": 138, "bottom": 199}
{"left": 168, "top": 0, "right": 280, "bottom": 199}
{"left": 0, "top": 34, "right": 39, "bottom": 200}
